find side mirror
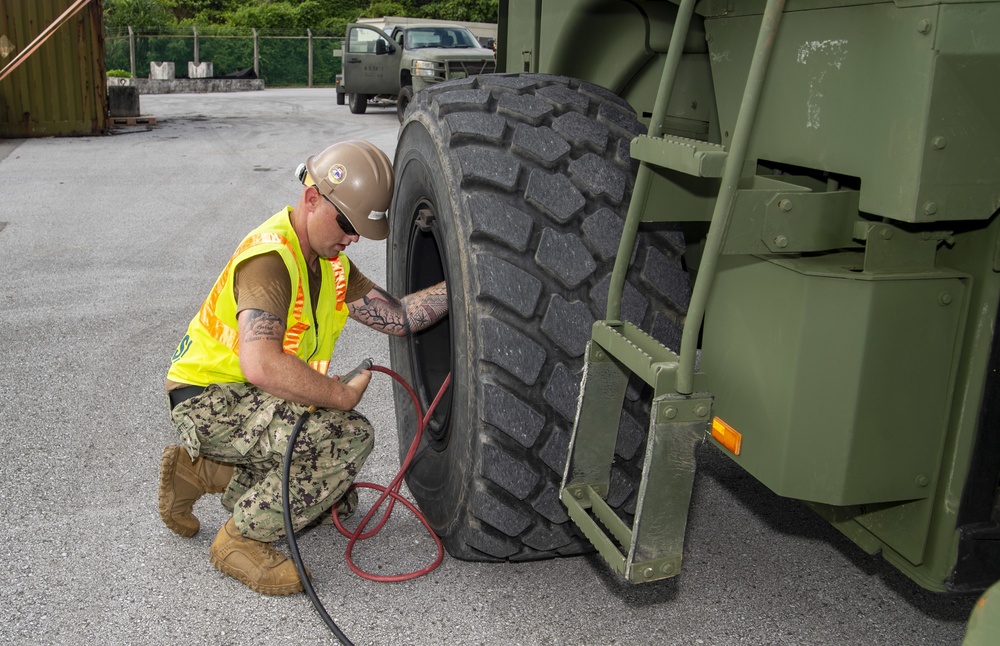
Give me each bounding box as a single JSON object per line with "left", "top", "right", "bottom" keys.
{"left": 376, "top": 39, "right": 393, "bottom": 55}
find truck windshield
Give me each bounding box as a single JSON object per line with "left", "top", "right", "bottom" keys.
{"left": 405, "top": 27, "right": 480, "bottom": 49}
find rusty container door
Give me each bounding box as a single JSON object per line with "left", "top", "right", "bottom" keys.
{"left": 0, "top": 0, "right": 108, "bottom": 137}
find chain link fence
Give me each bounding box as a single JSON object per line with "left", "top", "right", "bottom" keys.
{"left": 105, "top": 27, "right": 343, "bottom": 87}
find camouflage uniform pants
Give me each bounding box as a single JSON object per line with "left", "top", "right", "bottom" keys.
{"left": 169, "top": 382, "right": 374, "bottom": 543}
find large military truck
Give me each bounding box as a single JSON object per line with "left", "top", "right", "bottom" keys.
{"left": 337, "top": 21, "right": 495, "bottom": 121}
{"left": 386, "top": 0, "right": 1000, "bottom": 614}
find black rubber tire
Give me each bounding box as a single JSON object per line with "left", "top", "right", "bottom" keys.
{"left": 396, "top": 85, "right": 413, "bottom": 124}
{"left": 388, "top": 73, "right": 690, "bottom": 562}
{"left": 336, "top": 90, "right": 346, "bottom": 106}
{"left": 348, "top": 93, "right": 367, "bottom": 115}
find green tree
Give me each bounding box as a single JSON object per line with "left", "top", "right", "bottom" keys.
{"left": 360, "top": 2, "right": 414, "bottom": 18}
{"left": 216, "top": 0, "right": 365, "bottom": 30}
{"left": 295, "top": 0, "right": 325, "bottom": 26}
{"left": 419, "top": 0, "right": 497, "bottom": 22}
{"left": 104, "top": 0, "right": 172, "bottom": 32}
{"left": 226, "top": 2, "right": 300, "bottom": 29}
{"left": 328, "top": 0, "right": 365, "bottom": 15}
{"left": 160, "top": 0, "right": 240, "bottom": 22}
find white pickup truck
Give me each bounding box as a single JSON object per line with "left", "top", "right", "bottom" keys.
{"left": 336, "top": 22, "right": 496, "bottom": 122}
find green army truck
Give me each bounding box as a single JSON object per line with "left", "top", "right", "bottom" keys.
{"left": 385, "top": 0, "right": 1000, "bottom": 621}
{"left": 337, "top": 21, "right": 495, "bottom": 121}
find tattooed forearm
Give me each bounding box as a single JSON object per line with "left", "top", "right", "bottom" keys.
{"left": 349, "top": 286, "right": 406, "bottom": 335}
{"left": 400, "top": 282, "right": 449, "bottom": 334}
{"left": 240, "top": 309, "right": 285, "bottom": 343}
{"left": 349, "top": 282, "right": 448, "bottom": 336}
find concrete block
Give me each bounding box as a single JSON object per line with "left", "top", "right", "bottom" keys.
{"left": 188, "top": 62, "right": 214, "bottom": 79}
{"left": 130, "top": 78, "right": 265, "bottom": 94}
{"left": 150, "top": 62, "right": 175, "bottom": 80}
{"left": 108, "top": 85, "right": 140, "bottom": 117}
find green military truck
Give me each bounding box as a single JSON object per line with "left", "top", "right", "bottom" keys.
{"left": 336, "top": 21, "right": 496, "bottom": 121}
{"left": 386, "top": 0, "right": 1000, "bottom": 635}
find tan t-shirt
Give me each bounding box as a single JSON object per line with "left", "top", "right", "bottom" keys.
{"left": 167, "top": 252, "right": 373, "bottom": 390}
{"left": 233, "top": 251, "right": 373, "bottom": 319}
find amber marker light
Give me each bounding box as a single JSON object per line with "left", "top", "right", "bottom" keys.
{"left": 711, "top": 416, "right": 742, "bottom": 456}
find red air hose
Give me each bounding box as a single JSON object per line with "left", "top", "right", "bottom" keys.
{"left": 330, "top": 364, "right": 451, "bottom": 582}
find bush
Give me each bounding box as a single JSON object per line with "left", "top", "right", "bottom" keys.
{"left": 107, "top": 69, "right": 133, "bottom": 78}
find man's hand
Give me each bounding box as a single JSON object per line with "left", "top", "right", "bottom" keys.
{"left": 337, "top": 368, "right": 372, "bottom": 404}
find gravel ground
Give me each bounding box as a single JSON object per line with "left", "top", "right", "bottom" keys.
{"left": 0, "top": 88, "right": 978, "bottom": 645}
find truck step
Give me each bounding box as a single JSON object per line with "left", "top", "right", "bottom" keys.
{"left": 562, "top": 388, "right": 711, "bottom": 584}
{"left": 561, "top": 321, "right": 712, "bottom": 583}
{"left": 630, "top": 133, "right": 728, "bottom": 178}
{"left": 591, "top": 320, "right": 679, "bottom": 391}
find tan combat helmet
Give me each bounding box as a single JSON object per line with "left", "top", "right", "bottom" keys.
{"left": 297, "top": 140, "right": 394, "bottom": 240}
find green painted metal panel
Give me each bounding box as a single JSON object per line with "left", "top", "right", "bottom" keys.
{"left": 918, "top": 5, "right": 1000, "bottom": 221}
{"left": 503, "top": 0, "right": 718, "bottom": 128}
{"left": 0, "top": 0, "right": 108, "bottom": 137}
{"left": 704, "top": 3, "right": 1000, "bottom": 223}
{"left": 701, "top": 253, "right": 968, "bottom": 508}
{"left": 511, "top": 0, "right": 1000, "bottom": 592}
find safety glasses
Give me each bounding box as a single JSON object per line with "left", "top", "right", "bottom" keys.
{"left": 318, "top": 191, "right": 358, "bottom": 237}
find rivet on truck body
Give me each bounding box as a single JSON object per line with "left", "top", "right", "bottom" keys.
{"left": 917, "top": 19, "right": 932, "bottom": 34}
{"left": 774, "top": 235, "right": 788, "bottom": 248}
{"left": 916, "top": 475, "right": 930, "bottom": 487}
{"left": 664, "top": 407, "right": 678, "bottom": 420}
{"left": 880, "top": 228, "right": 893, "bottom": 240}
{"left": 643, "top": 567, "right": 654, "bottom": 579}
{"left": 932, "top": 136, "right": 947, "bottom": 150}
{"left": 694, "top": 404, "right": 709, "bottom": 417}
{"left": 923, "top": 202, "right": 938, "bottom": 216}
{"left": 939, "top": 292, "right": 953, "bottom": 306}
{"left": 778, "top": 198, "right": 793, "bottom": 212}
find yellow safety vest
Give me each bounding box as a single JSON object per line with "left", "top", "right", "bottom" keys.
{"left": 168, "top": 207, "right": 351, "bottom": 386}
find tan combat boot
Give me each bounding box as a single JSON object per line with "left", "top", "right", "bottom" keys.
{"left": 209, "top": 517, "right": 305, "bottom": 595}
{"left": 158, "top": 445, "right": 234, "bottom": 537}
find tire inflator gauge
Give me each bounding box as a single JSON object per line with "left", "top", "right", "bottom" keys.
{"left": 338, "top": 358, "right": 374, "bottom": 384}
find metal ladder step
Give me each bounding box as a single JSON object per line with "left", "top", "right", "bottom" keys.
{"left": 591, "top": 321, "right": 679, "bottom": 392}
{"left": 561, "top": 0, "right": 786, "bottom": 586}
{"left": 630, "top": 133, "right": 728, "bottom": 178}
{"left": 563, "top": 484, "right": 631, "bottom": 576}
{"left": 561, "top": 322, "right": 712, "bottom": 583}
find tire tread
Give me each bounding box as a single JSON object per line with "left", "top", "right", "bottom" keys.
{"left": 393, "top": 74, "right": 691, "bottom": 562}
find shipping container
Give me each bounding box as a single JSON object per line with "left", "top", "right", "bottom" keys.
{"left": 0, "top": 0, "right": 107, "bottom": 137}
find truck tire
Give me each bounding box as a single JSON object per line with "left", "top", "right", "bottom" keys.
{"left": 396, "top": 85, "right": 413, "bottom": 124}
{"left": 349, "top": 93, "right": 367, "bottom": 115}
{"left": 336, "top": 90, "right": 346, "bottom": 106}
{"left": 388, "top": 73, "right": 690, "bottom": 561}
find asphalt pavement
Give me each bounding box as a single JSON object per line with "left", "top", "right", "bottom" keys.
{"left": 0, "top": 88, "right": 979, "bottom": 645}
